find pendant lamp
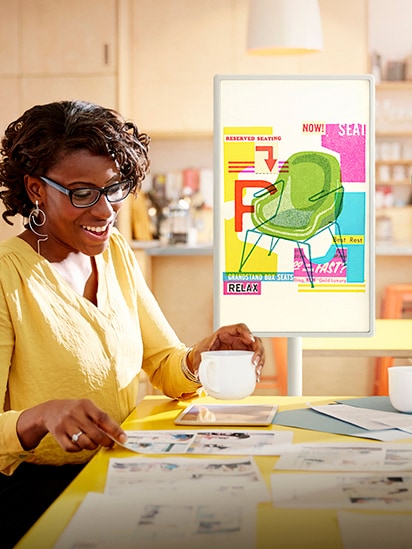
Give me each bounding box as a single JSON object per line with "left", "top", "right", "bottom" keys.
{"left": 247, "top": 0, "right": 323, "bottom": 55}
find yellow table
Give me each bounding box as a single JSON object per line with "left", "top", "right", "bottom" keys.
{"left": 302, "top": 319, "right": 412, "bottom": 357}
{"left": 14, "top": 395, "right": 402, "bottom": 549}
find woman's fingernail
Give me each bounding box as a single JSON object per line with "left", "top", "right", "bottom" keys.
{"left": 119, "top": 433, "right": 128, "bottom": 443}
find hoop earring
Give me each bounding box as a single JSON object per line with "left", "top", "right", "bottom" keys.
{"left": 28, "top": 201, "right": 48, "bottom": 255}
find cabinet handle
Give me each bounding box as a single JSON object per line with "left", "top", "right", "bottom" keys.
{"left": 104, "top": 44, "right": 109, "bottom": 65}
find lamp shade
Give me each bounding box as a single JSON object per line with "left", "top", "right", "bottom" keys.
{"left": 247, "top": 0, "right": 323, "bottom": 55}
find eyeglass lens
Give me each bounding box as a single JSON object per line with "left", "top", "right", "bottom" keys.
{"left": 71, "top": 181, "right": 131, "bottom": 206}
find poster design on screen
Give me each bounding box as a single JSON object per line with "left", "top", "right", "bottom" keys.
{"left": 222, "top": 122, "right": 366, "bottom": 295}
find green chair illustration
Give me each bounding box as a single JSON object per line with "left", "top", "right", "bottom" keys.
{"left": 239, "top": 151, "right": 345, "bottom": 287}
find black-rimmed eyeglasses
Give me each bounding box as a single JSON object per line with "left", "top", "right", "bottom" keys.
{"left": 39, "top": 176, "right": 132, "bottom": 208}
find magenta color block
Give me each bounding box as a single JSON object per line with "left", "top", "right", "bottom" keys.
{"left": 321, "top": 123, "right": 366, "bottom": 183}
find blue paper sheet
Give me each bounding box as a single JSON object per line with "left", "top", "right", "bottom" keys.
{"left": 273, "top": 396, "right": 412, "bottom": 439}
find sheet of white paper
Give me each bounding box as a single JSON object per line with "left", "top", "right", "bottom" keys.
{"left": 54, "top": 492, "right": 257, "bottom": 549}
{"left": 309, "top": 403, "right": 412, "bottom": 435}
{"left": 356, "top": 429, "right": 412, "bottom": 442}
{"left": 116, "top": 429, "right": 293, "bottom": 455}
{"left": 369, "top": 414, "right": 412, "bottom": 433}
{"left": 275, "top": 442, "right": 412, "bottom": 471}
{"left": 104, "top": 456, "right": 270, "bottom": 502}
{"left": 271, "top": 473, "right": 412, "bottom": 510}
{"left": 338, "top": 511, "right": 412, "bottom": 549}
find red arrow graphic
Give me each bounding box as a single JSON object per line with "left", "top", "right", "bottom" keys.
{"left": 256, "top": 146, "right": 276, "bottom": 171}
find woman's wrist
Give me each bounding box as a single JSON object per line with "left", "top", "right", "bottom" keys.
{"left": 181, "top": 346, "right": 200, "bottom": 384}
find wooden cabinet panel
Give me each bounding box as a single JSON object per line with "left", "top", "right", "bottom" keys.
{"left": 0, "top": 1, "right": 19, "bottom": 75}
{"left": 0, "top": 78, "right": 20, "bottom": 133}
{"left": 21, "top": 76, "right": 117, "bottom": 111}
{"left": 21, "top": 0, "right": 117, "bottom": 75}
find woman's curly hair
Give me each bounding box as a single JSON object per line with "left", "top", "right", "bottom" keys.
{"left": 0, "top": 100, "right": 151, "bottom": 225}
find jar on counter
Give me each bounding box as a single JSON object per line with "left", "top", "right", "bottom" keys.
{"left": 376, "top": 214, "right": 393, "bottom": 242}
{"left": 168, "top": 200, "right": 191, "bottom": 245}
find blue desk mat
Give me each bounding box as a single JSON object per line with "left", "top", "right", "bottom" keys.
{"left": 272, "top": 396, "right": 408, "bottom": 437}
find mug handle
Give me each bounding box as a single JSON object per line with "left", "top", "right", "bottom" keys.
{"left": 199, "top": 360, "right": 220, "bottom": 394}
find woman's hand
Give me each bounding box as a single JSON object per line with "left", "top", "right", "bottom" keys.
{"left": 16, "top": 399, "right": 127, "bottom": 453}
{"left": 187, "top": 323, "right": 265, "bottom": 381}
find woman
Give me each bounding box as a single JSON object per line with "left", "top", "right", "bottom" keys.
{"left": 0, "top": 100, "right": 264, "bottom": 547}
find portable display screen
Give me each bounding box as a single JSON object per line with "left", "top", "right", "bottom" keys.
{"left": 174, "top": 403, "right": 278, "bottom": 426}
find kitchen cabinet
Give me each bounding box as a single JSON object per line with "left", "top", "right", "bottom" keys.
{"left": 20, "top": 0, "right": 117, "bottom": 75}
{"left": 0, "top": 0, "right": 118, "bottom": 129}
{"left": 0, "top": 2, "right": 19, "bottom": 75}
{"left": 0, "top": 2, "right": 20, "bottom": 132}
{"left": 0, "top": 0, "right": 120, "bottom": 242}
{"left": 19, "top": 0, "right": 118, "bottom": 110}
{"left": 0, "top": 79, "right": 20, "bottom": 135}
{"left": 0, "top": 0, "right": 22, "bottom": 241}
{"left": 20, "top": 75, "right": 118, "bottom": 114}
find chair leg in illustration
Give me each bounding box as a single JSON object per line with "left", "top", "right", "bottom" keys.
{"left": 239, "top": 230, "right": 264, "bottom": 272}
{"left": 296, "top": 242, "right": 314, "bottom": 288}
{"left": 240, "top": 221, "right": 345, "bottom": 288}
{"left": 240, "top": 230, "right": 284, "bottom": 273}
{"left": 329, "top": 221, "right": 346, "bottom": 265}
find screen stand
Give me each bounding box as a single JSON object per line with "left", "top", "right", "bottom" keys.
{"left": 287, "top": 337, "right": 303, "bottom": 396}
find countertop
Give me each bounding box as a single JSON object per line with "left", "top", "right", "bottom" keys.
{"left": 130, "top": 240, "right": 213, "bottom": 256}
{"left": 375, "top": 240, "right": 412, "bottom": 256}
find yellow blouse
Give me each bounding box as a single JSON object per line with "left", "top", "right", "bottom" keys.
{"left": 0, "top": 230, "right": 198, "bottom": 474}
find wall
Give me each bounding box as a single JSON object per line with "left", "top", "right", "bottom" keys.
{"left": 0, "top": 0, "right": 382, "bottom": 395}
{"left": 128, "top": 0, "right": 369, "bottom": 135}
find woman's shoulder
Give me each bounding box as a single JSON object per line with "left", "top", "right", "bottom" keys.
{"left": 105, "top": 228, "right": 137, "bottom": 266}
{"left": 0, "top": 237, "right": 37, "bottom": 285}
{"left": 0, "top": 236, "right": 28, "bottom": 259}
{"left": 108, "top": 228, "right": 133, "bottom": 256}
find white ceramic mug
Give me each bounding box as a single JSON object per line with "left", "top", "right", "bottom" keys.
{"left": 198, "top": 350, "right": 256, "bottom": 400}
{"left": 388, "top": 366, "right": 412, "bottom": 412}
